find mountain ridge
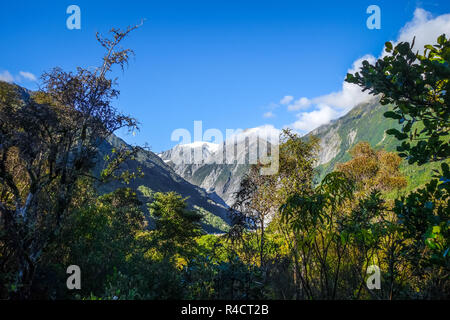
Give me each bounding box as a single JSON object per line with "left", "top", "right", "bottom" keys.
{"left": 95, "top": 134, "right": 231, "bottom": 233}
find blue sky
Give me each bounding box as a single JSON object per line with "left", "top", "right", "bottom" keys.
{"left": 1, "top": 1, "right": 449, "bottom": 152}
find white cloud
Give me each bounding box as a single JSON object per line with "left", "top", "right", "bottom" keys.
{"left": 287, "top": 97, "right": 311, "bottom": 111}
{"left": 19, "top": 71, "right": 37, "bottom": 82}
{"left": 289, "top": 104, "right": 338, "bottom": 133}
{"left": 0, "top": 70, "right": 14, "bottom": 83}
{"left": 0, "top": 70, "right": 37, "bottom": 83}
{"left": 263, "top": 111, "right": 275, "bottom": 118}
{"left": 311, "top": 55, "right": 376, "bottom": 112}
{"left": 283, "top": 8, "right": 450, "bottom": 134}
{"left": 395, "top": 8, "right": 450, "bottom": 55}
{"left": 280, "top": 95, "right": 294, "bottom": 105}
{"left": 226, "top": 125, "right": 281, "bottom": 144}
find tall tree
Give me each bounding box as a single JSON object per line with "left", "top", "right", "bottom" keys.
{"left": 148, "top": 192, "right": 204, "bottom": 261}
{"left": 336, "top": 142, "right": 407, "bottom": 194}
{"left": 346, "top": 34, "right": 449, "bottom": 166}
{"left": 230, "top": 163, "right": 276, "bottom": 267}
{"left": 0, "top": 23, "right": 142, "bottom": 298}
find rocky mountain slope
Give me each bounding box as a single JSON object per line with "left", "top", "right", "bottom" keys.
{"left": 95, "top": 135, "right": 231, "bottom": 233}
{"left": 159, "top": 134, "right": 275, "bottom": 206}
{"left": 158, "top": 98, "right": 398, "bottom": 205}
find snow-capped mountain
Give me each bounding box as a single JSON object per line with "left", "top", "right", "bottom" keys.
{"left": 159, "top": 128, "right": 279, "bottom": 206}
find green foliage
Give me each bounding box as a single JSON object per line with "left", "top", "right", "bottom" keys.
{"left": 346, "top": 34, "right": 449, "bottom": 165}
{"left": 148, "top": 192, "right": 204, "bottom": 259}
{"left": 194, "top": 206, "right": 230, "bottom": 233}
{"left": 35, "top": 187, "right": 145, "bottom": 298}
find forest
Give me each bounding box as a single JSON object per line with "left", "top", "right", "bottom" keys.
{"left": 0, "top": 25, "right": 448, "bottom": 300}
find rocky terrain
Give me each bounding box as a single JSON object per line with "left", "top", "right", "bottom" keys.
{"left": 159, "top": 132, "right": 276, "bottom": 206}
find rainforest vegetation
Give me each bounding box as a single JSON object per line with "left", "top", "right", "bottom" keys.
{"left": 0, "top": 26, "right": 448, "bottom": 300}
